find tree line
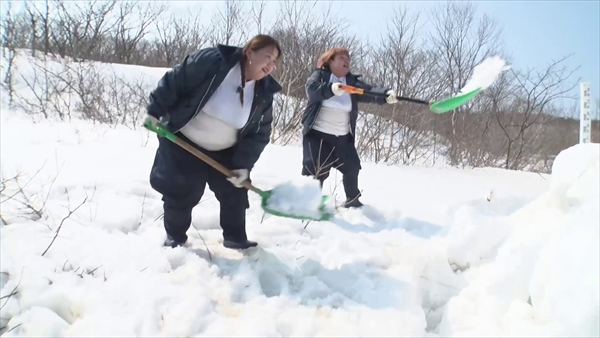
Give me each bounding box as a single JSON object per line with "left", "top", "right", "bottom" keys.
{"left": 1, "top": 0, "right": 598, "bottom": 173}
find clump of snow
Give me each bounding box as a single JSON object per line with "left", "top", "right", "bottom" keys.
{"left": 459, "top": 55, "right": 511, "bottom": 94}
{"left": 266, "top": 176, "right": 335, "bottom": 219}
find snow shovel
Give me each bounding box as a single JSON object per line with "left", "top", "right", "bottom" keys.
{"left": 143, "top": 120, "right": 335, "bottom": 222}
{"left": 339, "top": 84, "right": 481, "bottom": 114}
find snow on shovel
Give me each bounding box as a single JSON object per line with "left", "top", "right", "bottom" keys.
{"left": 340, "top": 56, "right": 510, "bottom": 114}
{"left": 143, "top": 120, "right": 336, "bottom": 222}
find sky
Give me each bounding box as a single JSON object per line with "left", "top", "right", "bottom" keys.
{"left": 168, "top": 0, "right": 600, "bottom": 118}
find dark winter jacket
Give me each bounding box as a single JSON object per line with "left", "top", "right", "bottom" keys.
{"left": 146, "top": 44, "right": 282, "bottom": 170}
{"left": 302, "top": 68, "right": 390, "bottom": 138}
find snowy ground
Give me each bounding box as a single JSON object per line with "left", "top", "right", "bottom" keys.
{"left": 1, "top": 60, "right": 599, "bottom": 336}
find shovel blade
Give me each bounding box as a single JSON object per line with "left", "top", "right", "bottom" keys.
{"left": 430, "top": 88, "right": 481, "bottom": 114}
{"left": 258, "top": 190, "right": 335, "bottom": 222}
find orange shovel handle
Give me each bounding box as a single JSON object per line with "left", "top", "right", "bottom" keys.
{"left": 338, "top": 84, "right": 364, "bottom": 95}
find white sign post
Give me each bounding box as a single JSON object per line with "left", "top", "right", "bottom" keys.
{"left": 580, "top": 82, "right": 591, "bottom": 144}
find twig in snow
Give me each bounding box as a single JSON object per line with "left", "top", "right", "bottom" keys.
{"left": 0, "top": 291, "right": 18, "bottom": 301}
{"left": 2, "top": 323, "right": 22, "bottom": 334}
{"left": 41, "top": 196, "right": 88, "bottom": 256}
{"left": 84, "top": 185, "right": 99, "bottom": 222}
{"left": 39, "top": 160, "right": 64, "bottom": 212}
{"left": 138, "top": 193, "right": 147, "bottom": 228}
{"left": 419, "top": 276, "right": 461, "bottom": 291}
{"left": 0, "top": 268, "right": 23, "bottom": 311}
{"left": 88, "top": 265, "right": 102, "bottom": 276}
{"left": 0, "top": 160, "right": 46, "bottom": 204}
{"left": 191, "top": 222, "right": 212, "bottom": 261}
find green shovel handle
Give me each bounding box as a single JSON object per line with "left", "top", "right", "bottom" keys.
{"left": 143, "top": 120, "right": 264, "bottom": 195}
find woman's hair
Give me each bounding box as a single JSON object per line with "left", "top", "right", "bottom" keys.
{"left": 239, "top": 34, "right": 282, "bottom": 105}
{"left": 317, "top": 47, "right": 350, "bottom": 69}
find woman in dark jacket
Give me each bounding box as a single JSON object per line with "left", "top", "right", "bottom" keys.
{"left": 301, "top": 47, "right": 398, "bottom": 208}
{"left": 145, "top": 35, "right": 282, "bottom": 250}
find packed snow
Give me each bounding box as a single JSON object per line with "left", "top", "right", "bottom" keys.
{"left": 458, "top": 56, "right": 511, "bottom": 94}
{"left": 265, "top": 176, "right": 336, "bottom": 220}
{"left": 1, "top": 54, "right": 598, "bottom": 337}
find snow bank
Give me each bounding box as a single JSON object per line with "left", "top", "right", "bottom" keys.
{"left": 266, "top": 176, "right": 335, "bottom": 219}
{"left": 438, "top": 143, "right": 600, "bottom": 336}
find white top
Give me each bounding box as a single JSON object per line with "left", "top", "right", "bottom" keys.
{"left": 180, "top": 62, "right": 255, "bottom": 151}
{"left": 311, "top": 73, "right": 352, "bottom": 136}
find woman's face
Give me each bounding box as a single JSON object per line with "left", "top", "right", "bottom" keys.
{"left": 245, "top": 45, "right": 279, "bottom": 80}
{"left": 329, "top": 53, "right": 350, "bottom": 77}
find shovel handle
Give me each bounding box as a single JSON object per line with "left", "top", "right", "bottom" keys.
{"left": 338, "top": 84, "right": 431, "bottom": 106}
{"left": 144, "top": 120, "right": 263, "bottom": 194}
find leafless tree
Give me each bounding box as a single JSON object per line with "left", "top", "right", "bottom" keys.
{"left": 50, "top": 0, "right": 117, "bottom": 61}
{"left": 493, "top": 55, "right": 579, "bottom": 170}
{"left": 1, "top": 1, "right": 18, "bottom": 103}
{"left": 356, "top": 5, "right": 440, "bottom": 165}
{"left": 428, "top": 1, "right": 505, "bottom": 165}
{"left": 155, "top": 11, "right": 209, "bottom": 67}
{"left": 110, "top": 1, "right": 166, "bottom": 64}
{"left": 251, "top": 0, "right": 269, "bottom": 35}
{"left": 208, "top": 0, "right": 248, "bottom": 47}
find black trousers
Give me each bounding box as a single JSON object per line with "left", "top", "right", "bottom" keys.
{"left": 301, "top": 129, "right": 362, "bottom": 201}
{"left": 149, "top": 133, "right": 250, "bottom": 244}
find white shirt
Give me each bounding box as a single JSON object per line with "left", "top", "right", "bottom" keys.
{"left": 203, "top": 62, "right": 255, "bottom": 129}
{"left": 311, "top": 73, "right": 352, "bottom": 136}
{"left": 180, "top": 62, "right": 255, "bottom": 150}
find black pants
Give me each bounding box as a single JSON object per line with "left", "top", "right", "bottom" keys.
{"left": 149, "top": 133, "right": 250, "bottom": 244}
{"left": 301, "top": 129, "right": 362, "bottom": 201}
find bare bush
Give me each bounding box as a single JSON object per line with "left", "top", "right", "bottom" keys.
{"left": 0, "top": 161, "right": 62, "bottom": 225}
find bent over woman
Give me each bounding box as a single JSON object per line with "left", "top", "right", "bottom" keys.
{"left": 301, "top": 47, "right": 398, "bottom": 208}
{"left": 145, "top": 35, "right": 282, "bottom": 249}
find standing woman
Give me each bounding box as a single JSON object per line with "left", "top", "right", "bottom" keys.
{"left": 145, "top": 35, "right": 282, "bottom": 250}
{"left": 301, "top": 47, "right": 399, "bottom": 208}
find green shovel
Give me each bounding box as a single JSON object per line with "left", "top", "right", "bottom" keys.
{"left": 143, "top": 120, "right": 335, "bottom": 222}
{"left": 339, "top": 84, "right": 482, "bottom": 114}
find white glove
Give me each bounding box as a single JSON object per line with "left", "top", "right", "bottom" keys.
{"left": 331, "top": 82, "right": 345, "bottom": 96}
{"left": 386, "top": 90, "right": 398, "bottom": 104}
{"left": 227, "top": 169, "right": 249, "bottom": 188}
{"left": 144, "top": 114, "right": 160, "bottom": 127}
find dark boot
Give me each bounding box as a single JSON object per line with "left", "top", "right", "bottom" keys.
{"left": 342, "top": 172, "right": 362, "bottom": 208}
{"left": 343, "top": 198, "right": 364, "bottom": 208}
{"left": 164, "top": 234, "right": 186, "bottom": 248}
{"left": 223, "top": 239, "right": 258, "bottom": 250}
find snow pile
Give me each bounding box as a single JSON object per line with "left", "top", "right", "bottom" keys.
{"left": 527, "top": 143, "right": 600, "bottom": 336}
{"left": 445, "top": 204, "right": 511, "bottom": 271}
{"left": 459, "top": 55, "right": 511, "bottom": 95}
{"left": 265, "top": 176, "right": 335, "bottom": 219}
{"left": 438, "top": 143, "right": 600, "bottom": 336}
